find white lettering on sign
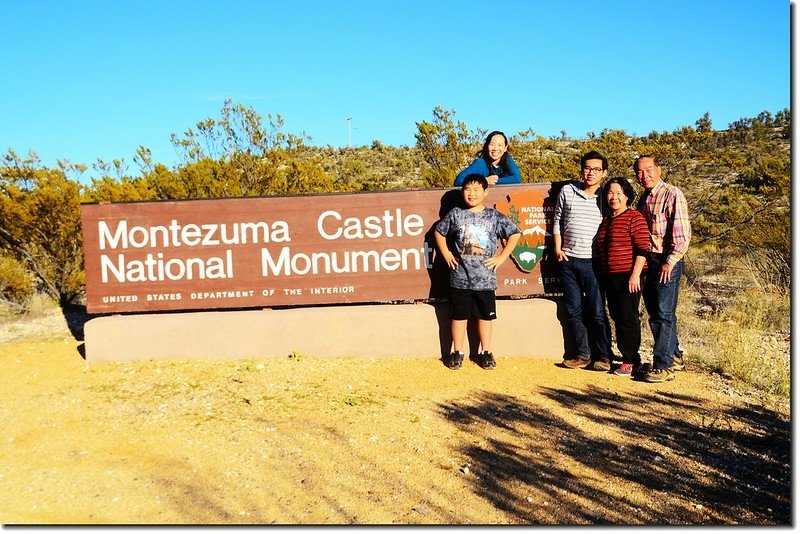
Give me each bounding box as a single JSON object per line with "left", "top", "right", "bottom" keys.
{"left": 100, "top": 250, "right": 234, "bottom": 282}
{"left": 101, "top": 294, "right": 138, "bottom": 303}
{"left": 146, "top": 293, "right": 182, "bottom": 302}
{"left": 98, "top": 219, "right": 290, "bottom": 250}
{"left": 261, "top": 242, "right": 436, "bottom": 277}
{"left": 310, "top": 286, "right": 355, "bottom": 295}
{"left": 189, "top": 290, "right": 256, "bottom": 300}
{"left": 316, "top": 209, "right": 424, "bottom": 240}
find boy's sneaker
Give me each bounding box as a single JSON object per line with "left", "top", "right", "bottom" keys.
{"left": 447, "top": 351, "right": 464, "bottom": 370}
{"left": 613, "top": 363, "right": 633, "bottom": 376}
{"left": 562, "top": 357, "right": 590, "bottom": 369}
{"left": 478, "top": 351, "right": 496, "bottom": 370}
{"left": 644, "top": 367, "right": 675, "bottom": 383}
{"left": 672, "top": 354, "right": 686, "bottom": 371}
{"left": 587, "top": 359, "right": 611, "bottom": 372}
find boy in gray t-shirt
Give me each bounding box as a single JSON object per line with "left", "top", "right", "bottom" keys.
{"left": 434, "top": 174, "right": 521, "bottom": 370}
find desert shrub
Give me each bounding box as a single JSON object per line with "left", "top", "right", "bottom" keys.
{"left": 718, "top": 287, "right": 790, "bottom": 334}
{"left": 740, "top": 233, "right": 791, "bottom": 291}
{"left": 0, "top": 152, "right": 85, "bottom": 305}
{"left": 0, "top": 255, "right": 35, "bottom": 308}
{"left": 422, "top": 168, "right": 454, "bottom": 188}
{"left": 703, "top": 320, "right": 789, "bottom": 403}
{"left": 675, "top": 276, "right": 789, "bottom": 408}
{"left": 23, "top": 292, "right": 60, "bottom": 318}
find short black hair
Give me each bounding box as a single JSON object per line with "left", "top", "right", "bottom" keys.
{"left": 604, "top": 177, "right": 637, "bottom": 207}
{"left": 580, "top": 150, "right": 608, "bottom": 170}
{"left": 633, "top": 154, "right": 660, "bottom": 173}
{"left": 461, "top": 173, "right": 488, "bottom": 190}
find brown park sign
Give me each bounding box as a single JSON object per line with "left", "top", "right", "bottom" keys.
{"left": 81, "top": 184, "right": 560, "bottom": 314}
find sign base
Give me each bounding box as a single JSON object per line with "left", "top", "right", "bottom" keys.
{"left": 84, "top": 299, "right": 565, "bottom": 363}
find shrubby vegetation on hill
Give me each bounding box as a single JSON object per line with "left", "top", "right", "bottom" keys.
{"left": 0, "top": 101, "right": 789, "bottom": 304}
{"left": 0, "top": 102, "right": 790, "bottom": 404}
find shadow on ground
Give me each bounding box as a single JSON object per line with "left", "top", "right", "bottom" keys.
{"left": 437, "top": 386, "right": 790, "bottom": 525}
{"left": 61, "top": 303, "right": 91, "bottom": 342}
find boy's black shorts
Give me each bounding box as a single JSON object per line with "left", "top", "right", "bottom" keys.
{"left": 449, "top": 288, "right": 497, "bottom": 321}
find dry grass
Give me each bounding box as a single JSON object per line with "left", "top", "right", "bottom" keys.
{"left": 676, "top": 262, "right": 790, "bottom": 412}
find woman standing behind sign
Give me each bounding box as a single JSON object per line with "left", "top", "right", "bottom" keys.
{"left": 454, "top": 131, "right": 522, "bottom": 186}
{"left": 596, "top": 177, "right": 651, "bottom": 376}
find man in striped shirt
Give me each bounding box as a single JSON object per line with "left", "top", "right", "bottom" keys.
{"left": 553, "top": 151, "right": 613, "bottom": 371}
{"left": 634, "top": 155, "right": 692, "bottom": 383}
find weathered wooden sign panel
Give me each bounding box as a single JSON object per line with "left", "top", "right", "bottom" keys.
{"left": 81, "top": 184, "right": 559, "bottom": 313}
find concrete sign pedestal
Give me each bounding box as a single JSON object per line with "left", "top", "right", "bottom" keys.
{"left": 84, "top": 299, "right": 564, "bottom": 363}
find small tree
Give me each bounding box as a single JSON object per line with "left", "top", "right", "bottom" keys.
{"left": 169, "top": 99, "right": 312, "bottom": 198}
{"left": 415, "top": 106, "right": 481, "bottom": 187}
{"left": 0, "top": 151, "right": 85, "bottom": 305}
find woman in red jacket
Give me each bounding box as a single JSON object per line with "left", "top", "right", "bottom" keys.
{"left": 596, "top": 177, "right": 651, "bottom": 376}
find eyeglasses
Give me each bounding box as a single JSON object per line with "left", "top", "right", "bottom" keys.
{"left": 582, "top": 166, "right": 604, "bottom": 174}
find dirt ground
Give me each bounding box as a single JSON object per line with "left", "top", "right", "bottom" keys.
{"left": 0, "top": 308, "right": 791, "bottom": 525}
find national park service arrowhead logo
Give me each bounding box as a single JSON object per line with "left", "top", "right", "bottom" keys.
{"left": 496, "top": 189, "right": 553, "bottom": 273}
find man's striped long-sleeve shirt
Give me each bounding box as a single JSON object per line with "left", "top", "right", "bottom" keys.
{"left": 552, "top": 182, "right": 604, "bottom": 259}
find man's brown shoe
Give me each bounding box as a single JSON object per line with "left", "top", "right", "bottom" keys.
{"left": 562, "top": 358, "right": 590, "bottom": 369}
{"left": 587, "top": 359, "right": 611, "bottom": 372}
{"left": 644, "top": 367, "right": 675, "bottom": 383}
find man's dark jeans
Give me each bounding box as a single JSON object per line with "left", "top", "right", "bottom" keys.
{"left": 643, "top": 258, "right": 683, "bottom": 370}
{"left": 559, "top": 257, "right": 611, "bottom": 361}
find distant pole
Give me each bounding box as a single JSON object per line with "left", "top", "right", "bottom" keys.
{"left": 347, "top": 117, "right": 352, "bottom": 148}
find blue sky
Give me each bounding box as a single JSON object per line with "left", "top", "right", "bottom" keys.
{"left": 1, "top": 0, "right": 790, "bottom": 176}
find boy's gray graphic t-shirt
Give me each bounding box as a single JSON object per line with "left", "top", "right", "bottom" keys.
{"left": 435, "top": 207, "right": 521, "bottom": 291}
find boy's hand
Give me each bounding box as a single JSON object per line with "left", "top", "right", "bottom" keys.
{"left": 484, "top": 254, "right": 508, "bottom": 271}
{"left": 442, "top": 251, "right": 459, "bottom": 270}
